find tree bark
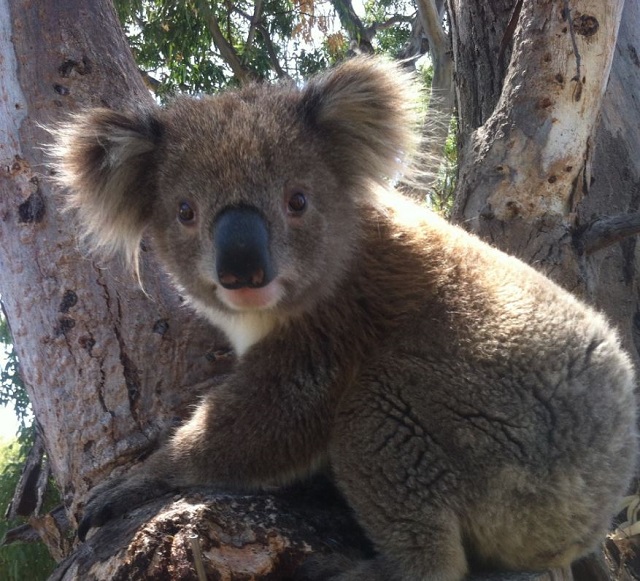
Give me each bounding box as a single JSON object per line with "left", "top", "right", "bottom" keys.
{"left": 0, "top": 0, "right": 230, "bottom": 546}
{"left": 451, "top": 0, "right": 623, "bottom": 227}
{"left": 577, "top": 0, "right": 640, "bottom": 367}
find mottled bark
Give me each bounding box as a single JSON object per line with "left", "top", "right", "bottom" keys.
{"left": 0, "top": 0, "right": 229, "bottom": 548}
{"left": 451, "top": 0, "right": 623, "bottom": 227}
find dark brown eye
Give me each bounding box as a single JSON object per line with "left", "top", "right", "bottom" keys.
{"left": 287, "top": 192, "right": 307, "bottom": 215}
{"left": 178, "top": 201, "right": 196, "bottom": 224}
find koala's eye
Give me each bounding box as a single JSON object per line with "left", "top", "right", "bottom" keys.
{"left": 178, "top": 201, "right": 196, "bottom": 225}
{"left": 287, "top": 192, "right": 307, "bottom": 215}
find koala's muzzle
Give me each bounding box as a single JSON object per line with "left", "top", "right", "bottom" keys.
{"left": 214, "top": 206, "right": 276, "bottom": 290}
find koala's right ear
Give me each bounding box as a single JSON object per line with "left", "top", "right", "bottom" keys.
{"left": 50, "top": 108, "right": 162, "bottom": 269}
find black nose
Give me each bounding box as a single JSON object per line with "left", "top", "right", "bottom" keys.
{"left": 213, "top": 206, "right": 276, "bottom": 290}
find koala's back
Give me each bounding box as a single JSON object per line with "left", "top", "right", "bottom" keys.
{"left": 323, "top": 192, "right": 637, "bottom": 573}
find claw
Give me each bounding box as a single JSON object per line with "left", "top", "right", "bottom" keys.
{"left": 77, "top": 501, "right": 114, "bottom": 542}
{"left": 75, "top": 469, "right": 175, "bottom": 541}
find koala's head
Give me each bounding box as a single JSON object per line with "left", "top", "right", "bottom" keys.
{"left": 52, "top": 57, "right": 420, "bottom": 318}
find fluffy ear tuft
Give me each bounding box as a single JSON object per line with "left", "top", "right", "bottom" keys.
{"left": 301, "top": 57, "right": 422, "bottom": 187}
{"left": 49, "top": 108, "right": 162, "bottom": 272}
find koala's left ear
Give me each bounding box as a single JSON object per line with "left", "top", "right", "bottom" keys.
{"left": 50, "top": 107, "right": 162, "bottom": 270}
{"left": 301, "top": 57, "right": 421, "bottom": 185}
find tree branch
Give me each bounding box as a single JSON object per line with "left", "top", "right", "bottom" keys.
{"left": 5, "top": 429, "right": 46, "bottom": 519}
{"left": 330, "top": 0, "right": 374, "bottom": 53}
{"left": 245, "top": 0, "right": 264, "bottom": 55}
{"left": 366, "top": 13, "right": 415, "bottom": 35}
{"left": 416, "top": 0, "right": 448, "bottom": 54}
{"left": 231, "top": 5, "right": 288, "bottom": 79}
{"left": 256, "top": 24, "right": 290, "bottom": 79}
{"left": 195, "top": 0, "right": 254, "bottom": 84}
{"left": 139, "top": 69, "right": 161, "bottom": 93}
{"left": 579, "top": 213, "right": 640, "bottom": 254}
{"left": 397, "top": 15, "right": 429, "bottom": 60}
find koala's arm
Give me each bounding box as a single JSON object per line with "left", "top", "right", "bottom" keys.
{"left": 78, "top": 336, "right": 337, "bottom": 540}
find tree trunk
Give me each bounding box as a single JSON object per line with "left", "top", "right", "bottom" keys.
{"left": 0, "top": 0, "right": 230, "bottom": 550}
{"left": 580, "top": 0, "right": 640, "bottom": 367}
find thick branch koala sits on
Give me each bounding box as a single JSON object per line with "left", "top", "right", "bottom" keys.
{"left": 53, "top": 58, "right": 638, "bottom": 580}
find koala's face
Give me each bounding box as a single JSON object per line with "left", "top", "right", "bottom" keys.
{"left": 54, "top": 57, "right": 418, "bottom": 320}
{"left": 149, "top": 92, "right": 361, "bottom": 317}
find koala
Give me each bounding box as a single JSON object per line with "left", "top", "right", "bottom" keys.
{"left": 52, "top": 57, "right": 638, "bottom": 581}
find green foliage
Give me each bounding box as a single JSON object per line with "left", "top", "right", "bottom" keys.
{"left": 0, "top": 313, "right": 32, "bottom": 448}
{"left": 114, "top": 0, "right": 342, "bottom": 96}
{"left": 116, "top": 0, "right": 233, "bottom": 96}
{"left": 0, "top": 440, "right": 56, "bottom": 581}
{"left": 113, "top": 0, "right": 421, "bottom": 96}
{"left": 0, "top": 310, "right": 56, "bottom": 580}
{"left": 429, "top": 115, "right": 458, "bottom": 216}
{"left": 297, "top": 47, "right": 331, "bottom": 77}
{"left": 362, "top": 0, "right": 413, "bottom": 55}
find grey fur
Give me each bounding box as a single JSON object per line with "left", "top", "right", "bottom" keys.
{"left": 52, "top": 57, "right": 637, "bottom": 580}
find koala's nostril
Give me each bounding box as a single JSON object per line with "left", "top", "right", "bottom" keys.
{"left": 218, "top": 272, "right": 240, "bottom": 288}
{"left": 251, "top": 268, "right": 265, "bottom": 287}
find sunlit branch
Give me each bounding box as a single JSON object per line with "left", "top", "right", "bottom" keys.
{"left": 195, "top": 0, "right": 254, "bottom": 84}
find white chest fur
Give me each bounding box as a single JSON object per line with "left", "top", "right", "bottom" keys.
{"left": 190, "top": 299, "right": 278, "bottom": 356}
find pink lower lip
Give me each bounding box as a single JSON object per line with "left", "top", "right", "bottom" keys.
{"left": 218, "top": 282, "right": 281, "bottom": 310}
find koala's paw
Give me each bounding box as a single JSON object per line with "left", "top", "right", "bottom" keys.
{"left": 77, "top": 473, "right": 172, "bottom": 541}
